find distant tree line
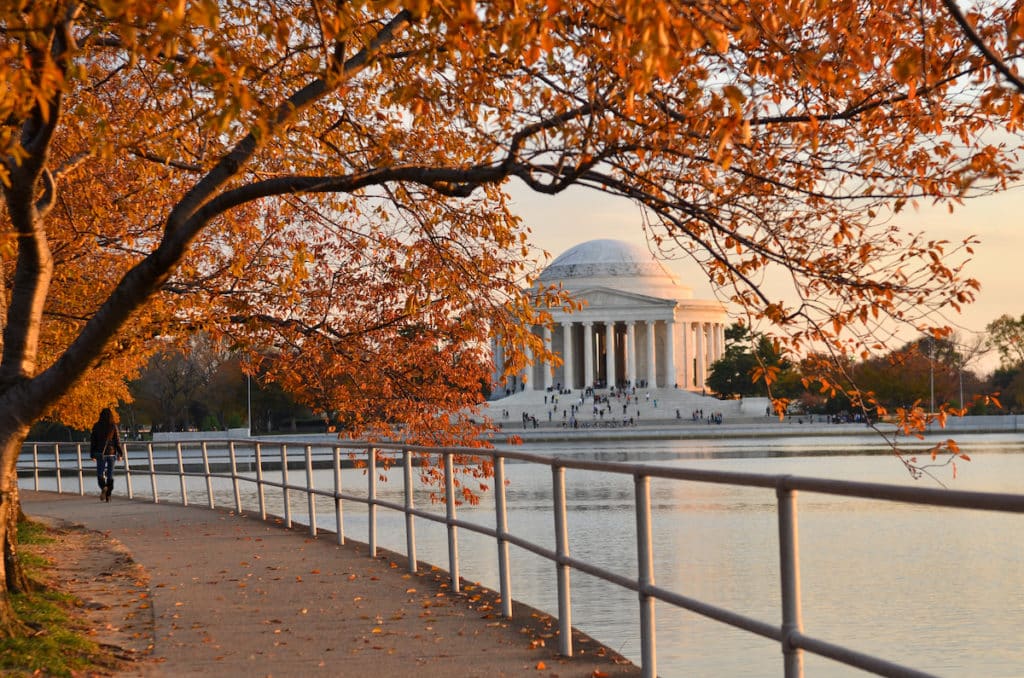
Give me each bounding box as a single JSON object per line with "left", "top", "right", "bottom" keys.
{"left": 122, "top": 336, "right": 322, "bottom": 437}
{"left": 707, "top": 319, "right": 1016, "bottom": 418}
{"left": 984, "top": 314, "right": 1024, "bottom": 413}
{"left": 30, "top": 336, "right": 319, "bottom": 441}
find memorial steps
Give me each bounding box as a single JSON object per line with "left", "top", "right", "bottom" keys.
{"left": 480, "top": 386, "right": 770, "bottom": 428}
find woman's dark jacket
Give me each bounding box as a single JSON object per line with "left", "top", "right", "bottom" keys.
{"left": 89, "top": 421, "right": 124, "bottom": 460}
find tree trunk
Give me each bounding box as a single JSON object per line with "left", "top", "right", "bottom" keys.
{"left": 0, "top": 424, "right": 32, "bottom": 638}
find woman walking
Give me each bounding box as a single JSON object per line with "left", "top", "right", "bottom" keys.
{"left": 89, "top": 407, "right": 124, "bottom": 501}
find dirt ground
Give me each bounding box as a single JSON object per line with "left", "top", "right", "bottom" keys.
{"left": 24, "top": 517, "right": 160, "bottom": 674}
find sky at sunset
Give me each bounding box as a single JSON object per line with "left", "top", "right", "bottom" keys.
{"left": 510, "top": 182, "right": 1024, "bottom": 375}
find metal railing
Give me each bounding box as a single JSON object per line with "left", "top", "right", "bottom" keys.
{"left": 17, "top": 438, "right": 1024, "bottom": 678}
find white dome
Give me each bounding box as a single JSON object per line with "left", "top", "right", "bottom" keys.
{"left": 538, "top": 239, "right": 692, "bottom": 299}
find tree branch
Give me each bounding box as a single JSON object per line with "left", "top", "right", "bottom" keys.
{"left": 941, "top": 0, "right": 1024, "bottom": 93}
{"left": 162, "top": 9, "right": 414, "bottom": 239}
{"left": 0, "top": 6, "right": 78, "bottom": 391}
{"left": 25, "top": 8, "right": 417, "bottom": 415}
{"left": 130, "top": 149, "right": 204, "bottom": 172}
{"left": 191, "top": 163, "right": 512, "bottom": 221}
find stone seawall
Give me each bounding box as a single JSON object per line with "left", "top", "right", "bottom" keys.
{"left": 145, "top": 415, "right": 1024, "bottom": 447}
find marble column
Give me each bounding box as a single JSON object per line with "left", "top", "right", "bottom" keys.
{"left": 645, "top": 320, "right": 657, "bottom": 387}
{"left": 492, "top": 337, "right": 504, "bottom": 389}
{"left": 583, "top": 322, "right": 594, "bottom": 389}
{"left": 625, "top": 321, "right": 637, "bottom": 387}
{"left": 542, "top": 326, "right": 553, "bottom": 390}
{"left": 562, "top": 322, "right": 574, "bottom": 390}
{"left": 522, "top": 340, "right": 533, "bottom": 391}
{"left": 681, "top": 321, "right": 690, "bottom": 388}
{"left": 695, "top": 322, "right": 705, "bottom": 390}
{"left": 665, "top": 319, "right": 676, "bottom": 388}
{"left": 605, "top": 322, "right": 616, "bottom": 388}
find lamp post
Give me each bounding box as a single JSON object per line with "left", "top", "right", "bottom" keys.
{"left": 930, "top": 361, "right": 935, "bottom": 414}
{"left": 246, "top": 374, "right": 252, "bottom": 437}
{"left": 954, "top": 343, "right": 964, "bottom": 411}
{"left": 926, "top": 337, "right": 936, "bottom": 415}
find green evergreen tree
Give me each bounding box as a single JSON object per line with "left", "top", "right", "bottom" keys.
{"left": 707, "top": 325, "right": 796, "bottom": 399}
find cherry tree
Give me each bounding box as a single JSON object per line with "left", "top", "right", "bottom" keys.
{"left": 2, "top": 0, "right": 1021, "bottom": 633}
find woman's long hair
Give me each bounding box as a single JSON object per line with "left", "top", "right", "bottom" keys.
{"left": 98, "top": 407, "right": 114, "bottom": 427}
{"left": 96, "top": 407, "right": 116, "bottom": 438}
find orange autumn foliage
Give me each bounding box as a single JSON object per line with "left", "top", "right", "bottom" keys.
{"left": 3, "top": 0, "right": 1024, "bottom": 632}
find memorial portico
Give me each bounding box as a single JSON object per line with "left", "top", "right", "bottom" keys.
{"left": 491, "top": 239, "right": 729, "bottom": 393}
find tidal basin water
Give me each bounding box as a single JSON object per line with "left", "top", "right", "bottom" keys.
{"left": 59, "top": 432, "right": 1024, "bottom": 676}
{"left": 262, "top": 433, "right": 1023, "bottom": 677}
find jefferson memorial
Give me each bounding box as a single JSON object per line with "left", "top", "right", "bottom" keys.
{"left": 492, "top": 239, "right": 729, "bottom": 394}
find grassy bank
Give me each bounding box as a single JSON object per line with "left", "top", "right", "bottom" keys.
{"left": 0, "top": 519, "right": 120, "bottom": 677}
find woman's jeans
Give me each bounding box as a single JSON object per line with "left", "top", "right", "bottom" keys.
{"left": 96, "top": 455, "right": 116, "bottom": 492}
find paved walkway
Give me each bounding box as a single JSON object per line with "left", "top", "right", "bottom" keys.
{"left": 23, "top": 491, "right": 640, "bottom": 677}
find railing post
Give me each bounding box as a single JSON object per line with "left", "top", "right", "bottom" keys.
{"left": 124, "top": 443, "right": 134, "bottom": 499}
{"left": 76, "top": 444, "right": 85, "bottom": 496}
{"left": 32, "top": 444, "right": 39, "bottom": 491}
{"left": 255, "top": 442, "right": 266, "bottom": 520}
{"left": 281, "top": 444, "right": 292, "bottom": 528}
{"left": 176, "top": 442, "right": 188, "bottom": 506}
{"left": 368, "top": 447, "right": 377, "bottom": 558}
{"left": 229, "top": 442, "right": 242, "bottom": 514}
{"left": 635, "top": 474, "right": 657, "bottom": 678}
{"left": 494, "top": 455, "right": 513, "bottom": 619}
{"left": 444, "top": 452, "right": 460, "bottom": 593}
{"left": 552, "top": 465, "right": 573, "bottom": 657}
{"left": 332, "top": 446, "right": 344, "bottom": 545}
{"left": 778, "top": 482, "right": 805, "bottom": 678}
{"left": 75, "top": 444, "right": 84, "bottom": 497}
{"left": 54, "top": 444, "right": 63, "bottom": 495}
{"left": 147, "top": 443, "right": 159, "bottom": 503}
{"left": 403, "top": 448, "right": 417, "bottom": 573}
{"left": 201, "top": 442, "right": 214, "bottom": 509}
{"left": 305, "top": 444, "right": 317, "bottom": 536}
